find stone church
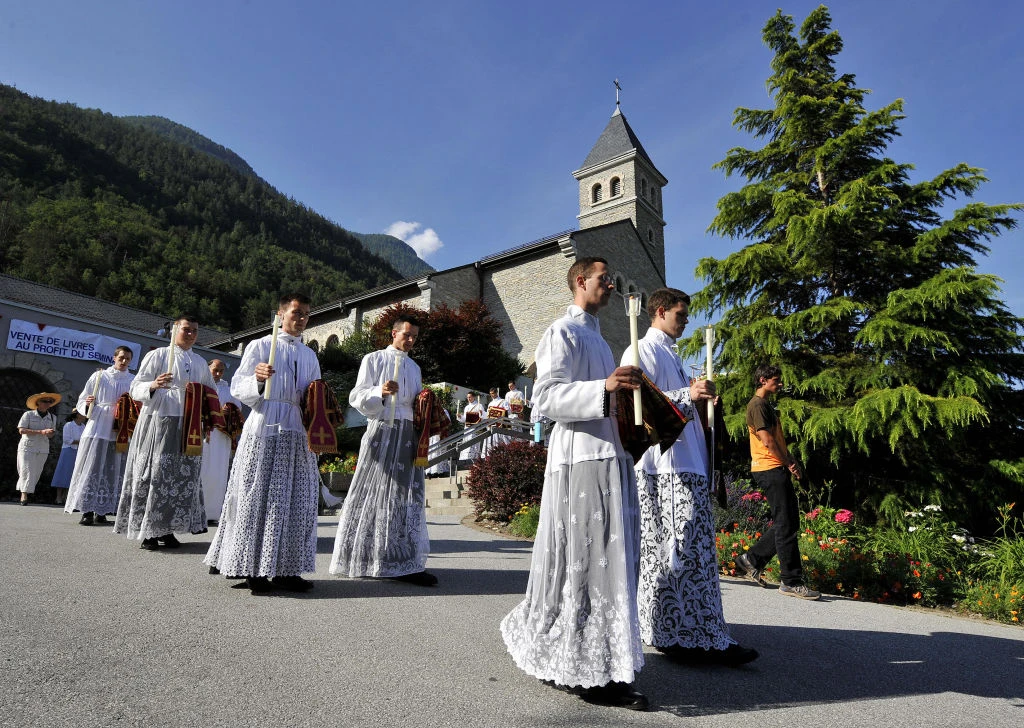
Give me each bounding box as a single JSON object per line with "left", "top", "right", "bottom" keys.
{"left": 211, "top": 104, "right": 669, "bottom": 374}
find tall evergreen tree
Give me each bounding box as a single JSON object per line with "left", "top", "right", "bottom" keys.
{"left": 687, "top": 6, "right": 1024, "bottom": 524}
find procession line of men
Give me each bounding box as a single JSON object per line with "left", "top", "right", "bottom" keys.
{"left": 18, "top": 269, "right": 819, "bottom": 713}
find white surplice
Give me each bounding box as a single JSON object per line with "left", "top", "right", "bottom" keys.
{"left": 622, "top": 327, "right": 735, "bottom": 650}
{"left": 114, "top": 347, "right": 214, "bottom": 539}
{"left": 204, "top": 333, "right": 321, "bottom": 578}
{"left": 500, "top": 305, "right": 643, "bottom": 688}
{"left": 65, "top": 367, "right": 135, "bottom": 515}
{"left": 458, "top": 401, "right": 486, "bottom": 461}
{"left": 330, "top": 346, "right": 428, "bottom": 578}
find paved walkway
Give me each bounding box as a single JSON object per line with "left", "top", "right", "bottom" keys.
{"left": 1, "top": 502, "right": 1022, "bottom": 727}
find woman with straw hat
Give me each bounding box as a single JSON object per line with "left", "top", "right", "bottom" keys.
{"left": 16, "top": 392, "right": 61, "bottom": 504}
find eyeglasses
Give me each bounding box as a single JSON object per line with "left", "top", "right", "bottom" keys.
{"left": 589, "top": 273, "right": 614, "bottom": 285}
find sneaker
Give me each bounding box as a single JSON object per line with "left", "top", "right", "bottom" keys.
{"left": 734, "top": 553, "right": 768, "bottom": 587}
{"left": 779, "top": 583, "right": 821, "bottom": 601}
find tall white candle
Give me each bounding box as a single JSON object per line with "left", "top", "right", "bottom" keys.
{"left": 86, "top": 368, "right": 102, "bottom": 418}
{"left": 629, "top": 296, "right": 642, "bottom": 426}
{"left": 264, "top": 312, "right": 281, "bottom": 401}
{"left": 166, "top": 323, "right": 177, "bottom": 377}
{"left": 387, "top": 353, "right": 402, "bottom": 425}
{"left": 705, "top": 325, "right": 715, "bottom": 423}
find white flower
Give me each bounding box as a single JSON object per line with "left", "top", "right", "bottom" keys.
{"left": 924, "top": 504, "right": 942, "bottom": 512}
{"left": 905, "top": 511, "right": 924, "bottom": 518}
{"left": 952, "top": 533, "right": 966, "bottom": 542}
{"left": 908, "top": 526, "right": 917, "bottom": 532}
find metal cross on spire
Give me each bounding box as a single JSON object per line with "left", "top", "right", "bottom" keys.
{"left": 614, "top": 78, "right": 622, "bottom": 108}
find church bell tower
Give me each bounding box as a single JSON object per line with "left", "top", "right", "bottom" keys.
{"left": 573, "top": 96, "right": 668, "bottom": 281}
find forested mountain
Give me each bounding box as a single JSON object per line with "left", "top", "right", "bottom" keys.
{"left": 120, "top": 115, "right": 259, "bottom": 180}
{"left": 352, "top": 233, "right": 435, "bottom": 278}
{"left": 0, "top": 84, "right": 405, "bottom": 331}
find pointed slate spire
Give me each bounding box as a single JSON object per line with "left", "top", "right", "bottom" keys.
{"left": 578, "top": 109, "right": 661, "bottom": 176}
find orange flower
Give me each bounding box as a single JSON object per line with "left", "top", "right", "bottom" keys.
{"left": 912, "top": 592, "right": 922, "bottom": 600}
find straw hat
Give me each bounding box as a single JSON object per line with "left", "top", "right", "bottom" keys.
{"left": 26, "top": 392, "right": 62, "bottom": 409}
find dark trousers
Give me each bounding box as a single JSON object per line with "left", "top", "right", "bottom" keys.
{"left": 748, "top": 467, "right": 803, "bottom": 586}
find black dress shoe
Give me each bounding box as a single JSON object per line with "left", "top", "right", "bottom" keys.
{"left": 140, "top": 538, "right": 160, "bottom": 550}
{"left": 158, "top": 534, "right": 181, "bottom": 548}
{"left": 95, "top": 515, "right": 109, "bottom": 524}
{"left": 658, "top": 643, "right": 759, "bottom": 667}
{"left": 579, "top": 682, "right": 649, "bottom": 711}
{"left": 246, "top": 576, "right": 274, "bottom": 594}
{"left": 79, "top": 512, "right": 94, "bottom": 526}
{"left": 388, "top": 571, "right": 438, "bottom": 587}
{"left": 271, "top": 575, "right": 315, "bottom": 592}
{"left": 209, "top": 566, "right": 220, "bottom": 575}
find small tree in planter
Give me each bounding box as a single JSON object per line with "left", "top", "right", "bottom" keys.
{"left": 466, "top": 440, "right": 546, "bottom": 522}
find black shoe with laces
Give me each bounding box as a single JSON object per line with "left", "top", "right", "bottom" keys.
{"left": 140, "top": 538, "right": 160, "bottom": 551}
{"left": 578, "top": 682, "right": 649, "bottom": 711}
{"left": 271, "top": 575, "right": 315, "bottom": 592}
{"left": 158, "top": 534, "right": 181, "bottom": 548}
{"left": 79, "top": 512, "right": 94, "bottom": 526}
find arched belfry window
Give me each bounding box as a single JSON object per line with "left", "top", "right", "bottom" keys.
{"left": 326, "top": 334, "right": 340, "bottom": 348}
{"left": 610, "top": 177, "right": 621, "bottom": 197}
{"left": 591, "top": 183, "right": 603, "bottom": 203}
{"left": 647, "top": 228, "right": 655, "bottom": 243}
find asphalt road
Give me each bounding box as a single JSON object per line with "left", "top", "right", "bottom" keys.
{"left": 1, "top": 502, "right": 1022, "bottom": 728}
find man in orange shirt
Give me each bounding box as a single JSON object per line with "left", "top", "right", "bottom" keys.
{"left": 734, "top": 364, "right": 820, "bottom": 600}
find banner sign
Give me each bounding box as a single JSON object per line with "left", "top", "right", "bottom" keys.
{"left": 6, "top": 319, "right": 141, "bottom": 370}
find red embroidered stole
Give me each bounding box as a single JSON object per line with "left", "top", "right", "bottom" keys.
{"left": 113, "top": 393, "right": 141, "bottom": 453}
{"left": 221, "top": 402, "right": 245, "bottom": 453}
{"left": 302, "top": 380, "right": 341, "bottom": 454}
{"left": 615, "top": 372, "right": 689, "bottom": 462}
{"left": 412, "top": 389, "right": 450, "bottom": 467}
{"left": 182, "top": 383, "right": 225, "bottom": 456}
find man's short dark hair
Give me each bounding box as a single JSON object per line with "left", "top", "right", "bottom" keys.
{"left": 279, "top": 293, "right": 311, "bottom": 308}
{"left": 391, "top": 316, "right": 420, "bottom": 332}
{"left": 173, "top": 314, "right": 199, "bottom": 326}
{"left": 567, "top": 256, "right": 609, "bottom": 292}
{"left": 646, "top": 287, "right": 690, "bottom": 318}
{"left": 753, "top": 364, "right": 782, "bottom": 389}
{"left": 113, "top": 345, "right": 133, "bottom": 358}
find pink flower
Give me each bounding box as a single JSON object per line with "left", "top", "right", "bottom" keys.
{"left": 835, "top": 509, "right": 854, "bottom": 524}
{"left": 807, "top": 508, "right": 821, "bottom": 520}
{"left": 741, "top": 492, "right": 765, "bottom": 502}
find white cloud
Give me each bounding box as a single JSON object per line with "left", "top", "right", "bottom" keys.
{"left": 384, "top": 221, "right": 444, "bottom": 259}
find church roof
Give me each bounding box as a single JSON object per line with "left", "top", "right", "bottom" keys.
{"left": 578, "top": 108, "right": 663, "bottom": 177}
{"left": 0, "top": 273, "right": 225, "bottom": 346}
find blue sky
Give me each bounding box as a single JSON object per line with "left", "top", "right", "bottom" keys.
{"left": 3, "top": 0, "right": 1022, "bottom": 327}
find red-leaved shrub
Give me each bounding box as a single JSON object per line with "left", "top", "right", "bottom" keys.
{"left": 466, "top": 440, "right": 547, "bottom": 521}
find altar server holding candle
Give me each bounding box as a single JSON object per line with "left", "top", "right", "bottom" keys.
{"left": 330, "top": 316, "right": 436, "bottom": 586}
{"left": 206, "top": 294, "right": 327, "bottom": 594}
{"left": 500, "top": 257, "right": 649, "bottom": 711}
{"left": 66, "top": 346, "right": 136, "bottom": 525}
{"left": 619, "top": 287, "right": 757, "bottom": 666}
{"left": 114, "top": 316, "right": 215, "bottom": 550}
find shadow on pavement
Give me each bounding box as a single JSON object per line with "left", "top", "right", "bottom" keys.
{"left": 642, "top": 624, "right": 1024, "bottom": 717}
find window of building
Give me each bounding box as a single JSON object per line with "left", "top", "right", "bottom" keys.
{"left": 610, "top": 177, "right": 621, "bottom": 197}
{"left": 648, "top": 228, "right": 654, "bottom": 243}
{"left": 307, "top": 339, "right": 320, "bottom": 352}
{"left": 591, "top": 183, "right": 603, "bottom": 203}
{"left": 641, "top": 178, "right": 647, "bottom": 198}
{"left": 326, "top": 334, "right": 340, "bottom": 348}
